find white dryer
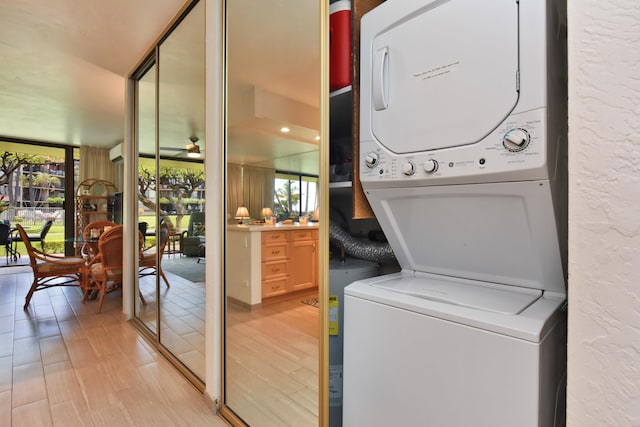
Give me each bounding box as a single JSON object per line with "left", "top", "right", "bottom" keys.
{"left": 343, "top": 1, "right": 568, "bottom": 426}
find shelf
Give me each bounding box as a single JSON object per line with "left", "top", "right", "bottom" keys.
{"left": 329, "top": 181, "right": 352, "bottom": 189}
{"left": 78, "top": 195, "right": 109, "bottom": 199}
{"left": 75, "top": 178, "right": 118, "bottom": 255}
{"left": 329, "top": 181, "right": 353, "bottom": 196}
{"left": 330, "top": 85, "right": 352, "bottom": 97}
{"left": 79, "top": 211, "right": 111, "bottom": 215}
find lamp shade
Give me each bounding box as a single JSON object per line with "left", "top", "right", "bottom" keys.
{"left": 311, "top": 207, "right": 320, "bottom": 221}
{"left": 260, "top": 207, "right": 273, "bottom": 218}
{"left": 235, "top": 207, "right": 250, "bottom": 219}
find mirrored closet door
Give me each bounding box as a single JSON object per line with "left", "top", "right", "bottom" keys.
{"left": 132, "top": 0, "right": 206, "bottom": 386}
{"left": 221, "top": 0, "right": 326, "bottom": 425}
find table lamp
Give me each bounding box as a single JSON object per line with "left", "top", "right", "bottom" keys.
{"left": 235, "top": 206, "right": 250, "bottom": 224}
{"left": 260, "top": 207, "right": 273, "bottom": 222}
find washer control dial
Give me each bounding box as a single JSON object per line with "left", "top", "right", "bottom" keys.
{"left": 423, "top": 159, "right": 438, "bottom": 174}
{"left": 364, "top": 152, "right": 379, "bottom": 168}
{"left": 503, "top": 128, "right": 531, "bottom": 152}
{"left": 402, "top": 162, "right": 416, "bottom": 176}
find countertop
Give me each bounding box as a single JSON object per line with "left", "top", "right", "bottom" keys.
{"left": 227, "top": 222, "right": 319, "bottom": 232}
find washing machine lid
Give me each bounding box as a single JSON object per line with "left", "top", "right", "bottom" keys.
{"left": 371, "top": 274, "right": 541, "bottom": 315}
{"left": 366, "top": 0, "right": 519, "bottom": 154}
{"left": 366, "top": 180, "right": 566, "bottom": 294}
{"left": 345, "top": 272, "right": 565, "bottom": 342}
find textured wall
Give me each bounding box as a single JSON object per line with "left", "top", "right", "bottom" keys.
{"left": 567, "top": 1, "right": 640, "bottom": 425}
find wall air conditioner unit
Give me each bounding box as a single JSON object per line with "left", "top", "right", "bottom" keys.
{"left": 109, "top": 142, "right": 124, "bottom": 163}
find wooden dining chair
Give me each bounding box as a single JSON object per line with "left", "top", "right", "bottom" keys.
{"left": 85, "top": 225, "right": 124, "bottom": 313}
{"left": 17, "top": 224, "right": 86, "bottom": 310}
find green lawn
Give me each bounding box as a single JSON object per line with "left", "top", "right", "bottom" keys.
{"left": 9, "top": 214, "right": 188, "bottom": 256}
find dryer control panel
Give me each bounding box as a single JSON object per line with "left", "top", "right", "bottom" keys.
{"left": 360, "top": 108, "right": 551, "bottom": 188}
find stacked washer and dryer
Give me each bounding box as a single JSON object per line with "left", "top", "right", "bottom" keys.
{"left": 343, "top": 1, "right": 568, "bottom": 426}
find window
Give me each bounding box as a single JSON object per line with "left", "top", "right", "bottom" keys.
{"left": 273, "top": 172, "right": 318, "bottom": 220}
{"left": 0, "top": 141, "right": 77, "bottom": 256}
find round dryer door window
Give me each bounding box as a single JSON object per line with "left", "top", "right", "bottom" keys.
{"left": 368, "top": 0, "right": 519, "bottom": 154}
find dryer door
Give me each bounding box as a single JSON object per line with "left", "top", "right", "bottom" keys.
{"left": 366, "top": 0, "right": 519, "bottom": 154}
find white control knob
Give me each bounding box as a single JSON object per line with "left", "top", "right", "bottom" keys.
{"left": 503, "top": 128, "right": 530, "bottom": 152}
{"left": 402, "top": 162, "right": 415, "bottom": 176}
{"left": 364, "top": 152, "right": 379, "bottom": 168}
{"left": 423, "top": 159, "right": 438, "bottom": 173}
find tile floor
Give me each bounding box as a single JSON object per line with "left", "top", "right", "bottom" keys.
{"left": 0, "top": 265, "right": 226, "bottom": 427}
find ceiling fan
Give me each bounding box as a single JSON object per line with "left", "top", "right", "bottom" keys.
{"left": 186, "top": 136, "right": 201, "bottom": 158}
{"left": 160, "top": 136, "right": 203, "bottom": 158}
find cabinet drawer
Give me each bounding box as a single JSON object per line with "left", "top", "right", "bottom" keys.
{"left": 262, "top": 231, "right": 288, "bottom": 245}
{"left": 262, "top": 260, "right": 288, "bottom": 280}
{"left": 290, "top": 229, "right": 318, "bottom": 241}
{"left": 261, "top": 243, "right": 288, "bottom": 261}
{"left": 262, "top": 277, "right": 288, "bottom": 298}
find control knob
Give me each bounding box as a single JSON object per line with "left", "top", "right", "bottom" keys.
{"left": 423, "top": 159, "right": 438, "bottom": 173}
{"left": 364, "top": 152, "right": 379, "bottom": 168}
{"left": 503, "top": 128, "right": 531, "bottom": 152}
{"left": 402, "top": 162, "right": 416, "bottom": 176}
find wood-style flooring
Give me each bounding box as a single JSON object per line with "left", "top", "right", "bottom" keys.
{"left": 0, "top": 265, "right": 227, "bottom": 427}
{"left": 226, "top": 296, "right": 319, "bottom": 427}
{"left": 138, "top": 272, "right": 206, "bottom": 380}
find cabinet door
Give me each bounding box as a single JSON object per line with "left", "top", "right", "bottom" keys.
{"left": 289, "top": 239, "right": 317, "bottom": 291}
{"left": 261, "top": 243, "right": 289, "bottom": 262}
{"left": 261, "top": 230, "right": 288, "bottom": 244}
{"left": 261, "top": 259, "right": 288, "bottom": 281}
{"left": 262, "top": 276, "right": 288, "bottom": 298}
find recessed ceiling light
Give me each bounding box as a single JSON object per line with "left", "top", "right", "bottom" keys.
{"left": 280, "top": 127, "right": 290, "bottom": 133}
{"left": 315, "top": 135, "right": 320, "bottom": 141}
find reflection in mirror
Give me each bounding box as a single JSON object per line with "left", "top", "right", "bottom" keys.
{"left": 135, "top": 62, "right": 158, "bottom": 335}
{"left": 133, "top": 0, "right": 206, "bottom": 383}
{"left": 157, "top": 0, "right": 206, "bottom": 381}
{"left": 223, "top": 0, "right": 321, "bottom": 425}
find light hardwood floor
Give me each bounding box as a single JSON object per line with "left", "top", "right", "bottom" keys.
{"left": 226, "top": 296, "right": 319, "bottom": 426}
{"left": 138, "top": 272, "right": 206, "bottom": 380}
{"left": 0, "top": 265, "right": 227, "bottom": 427}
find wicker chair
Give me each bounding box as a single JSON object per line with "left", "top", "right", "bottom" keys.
{"left": 85, "top": 225, "right": 124, "bottom": 313}
{"left": 17, "top": 224, "right": 86, "bottom": 310}
{"left": 80, "top": 220, "right": 117, "bottom": 260}
{"left": 138, "top": 224, "right": 170, "bottom": 287}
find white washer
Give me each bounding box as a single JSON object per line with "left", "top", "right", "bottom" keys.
{"left": 343, "top": 1, "right": 568, "bottom": 426}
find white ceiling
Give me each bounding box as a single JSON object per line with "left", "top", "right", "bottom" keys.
{"left": 226, "top": 0, "right": 320, "bottom": 173}
{"left": 0, "top": 0, "right": 321, "bottom": 174}
{"left": 0, "top": 0, "right": 187, "bottom": 147}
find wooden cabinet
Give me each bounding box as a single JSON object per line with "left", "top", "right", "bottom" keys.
{"left": 261, "top": 230, "right": 290, "bottom": 298}
{"left": 227, "top": 225, "right": 319, "bottom": 307}
{"left": 289, "top": 229, "right": 318, "bottom": 292}
{"left": 260, "top": 228, "right": 318, "bottom": 300}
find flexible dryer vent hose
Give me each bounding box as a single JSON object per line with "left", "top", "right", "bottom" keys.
{"left": 329, "top": 220, "right": 397, "bottom": 264}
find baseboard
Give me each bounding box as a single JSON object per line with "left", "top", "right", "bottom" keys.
{"left": 226, "top": 296, "right": 260, "bottom": 311}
